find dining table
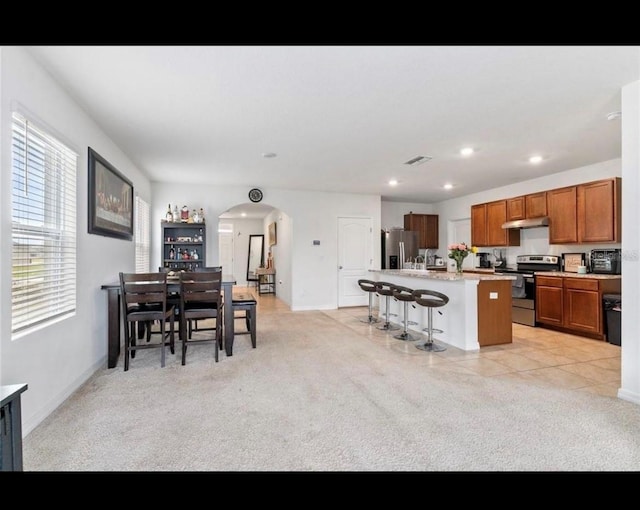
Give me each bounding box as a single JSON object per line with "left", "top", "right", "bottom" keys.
{"left": 101, "top": 273, "right": 237, "bottom": 368}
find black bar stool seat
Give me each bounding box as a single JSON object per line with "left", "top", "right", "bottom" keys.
{"left": 412, "top": 289, "right": 449, "bottom": 352}
{"left": 376, "top": 281, "right": 400, "bottom": 331}
{"left": 392, "top": 285, "right": 419, "bottom": 341}
{"left": 357, "top": 279, "right": 380, "bottom": 324}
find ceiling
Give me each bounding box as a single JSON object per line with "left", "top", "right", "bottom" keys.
{"left": 27, "top": 45, "right": 640, "bottom": 206}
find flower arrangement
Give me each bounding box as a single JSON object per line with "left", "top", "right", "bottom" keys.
{"left": 448, "top": 242, "right": 478, "bottom": 273}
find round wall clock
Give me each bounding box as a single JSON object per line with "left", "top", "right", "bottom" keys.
{"left": 248, "top": 188, "right": 263, "bottom": 203}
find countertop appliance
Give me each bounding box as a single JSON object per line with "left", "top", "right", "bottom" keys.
{"left": 494, "top": 255, "right": 561, "bottom": 327}
{"left": 591, "top": 249, "right": 621, "bottom": 274}
{"left": 381, "top": 229, "right": 419, "bottom": 270}
{"left": 476, "top": 252, "right": 491, "bottom": 268}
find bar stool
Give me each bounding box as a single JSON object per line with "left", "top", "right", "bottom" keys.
{"left": 412, "top": 289, "right": 449, "bottom": 352}
{"left": 375, "top": 282, "right": 400, "bottom": 331}
{"left": 357, "top": 279, "right": 380, "bottom": 324}
{"left": 392, "top": 285, "right": 419, "bottom": 341}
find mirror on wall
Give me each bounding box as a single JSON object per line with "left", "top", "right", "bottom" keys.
{"left": 247, "top": 234, "right": 265, "bottom": 283}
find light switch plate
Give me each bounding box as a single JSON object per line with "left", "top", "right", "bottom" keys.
{"left": 490, "top": 292, "right": 498, "bottom": 299}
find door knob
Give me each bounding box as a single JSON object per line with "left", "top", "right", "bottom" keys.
{"left": 339, "top": 265, "right": 343, "bottom": 269}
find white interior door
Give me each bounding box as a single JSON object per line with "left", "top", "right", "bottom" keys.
{"left": 449, "top": 218, "right": 473, "bottom": 270}
{"left": 218, "top": 230, "right": 234, "bottom": 277}
{"left": 338, "top": 217, "right": 373, "bottom": 307}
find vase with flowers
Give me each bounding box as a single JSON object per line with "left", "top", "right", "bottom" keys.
{"left": 448, "top": 242, "right": 478, "bottom": 274}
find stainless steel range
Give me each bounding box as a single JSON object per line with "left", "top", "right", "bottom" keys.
{"left": 495, "top": 255, "right": 561, "bottom": 327}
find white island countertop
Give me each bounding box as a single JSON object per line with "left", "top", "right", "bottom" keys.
{"left": 369, "top": 269, "right": 516, "bottom": 281}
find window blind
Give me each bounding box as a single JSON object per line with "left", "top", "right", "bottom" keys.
{"left": 11, "top": 112, "right": 77, "bottom": 335}
{"left": 135, "top": 196, "right": 150, "bottom": 273}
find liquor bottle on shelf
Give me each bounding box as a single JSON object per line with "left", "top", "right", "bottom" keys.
{"left": 199, "top": 208, "right": 205, "bottom": 223}
{"left": 173, "top": 205, "right": 179, "bottom": 223}
{"left": 169, "top": 245, "right": 175, "bottom": 260}
{"left": 166, "top": 204, "right": 173, "bottom": 222}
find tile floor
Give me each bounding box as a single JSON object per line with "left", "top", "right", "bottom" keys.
{"left": 241, "top": 288, "right": 622, "bottom": 399}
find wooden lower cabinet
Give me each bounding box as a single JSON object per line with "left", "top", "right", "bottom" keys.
{"left": 536, "top": 277, "right": 563, "bottom": 326}
{"left": 536, "top": 275, "right": 621, "bottom": 340}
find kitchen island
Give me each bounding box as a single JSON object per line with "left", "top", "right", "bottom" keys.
{"left": 369, "top": 269, "right": 516, "bottom": 351}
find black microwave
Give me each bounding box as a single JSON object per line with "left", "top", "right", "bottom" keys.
{"left": 590, "top": 249, "right": 621, "bottom": 274}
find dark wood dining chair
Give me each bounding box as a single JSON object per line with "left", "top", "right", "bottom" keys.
{"left": 189, "top": 266, "right": 223, "bottom": 337}
{"left": 119, "top": 272, "right": 176, "bottom": 371}
{"left": 179, "top": 270, "right": 223, "bottom": 364}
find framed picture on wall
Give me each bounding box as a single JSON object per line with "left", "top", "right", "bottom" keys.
{"left": 268, "top": 222, "right": 277, "bottom": 246}
{"left": 88, "top": 147, "right": 134, "bottom": 240}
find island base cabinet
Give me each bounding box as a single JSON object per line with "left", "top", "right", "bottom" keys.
{"left": 477, "top": 280, "right": 513, "bottom": 346}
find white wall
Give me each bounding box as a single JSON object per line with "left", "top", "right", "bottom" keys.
{"left": 152, "top": 183, "right": 381, "bottom": 311}
{"left": 381, "top": 200, "right": 436, "bottom": 231}
{"left": 620, "top": 80, "right": 640, "bottom": 404}
{"left": 0, "top": 46, "right": 151, "bottom": 433}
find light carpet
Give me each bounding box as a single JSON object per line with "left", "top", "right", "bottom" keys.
{"left": 22, "top": 308, "right": 640, "bottom": 471}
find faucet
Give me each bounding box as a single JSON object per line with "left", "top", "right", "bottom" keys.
{"left": 415, "top": 255, "right": 425, "bottom": 263}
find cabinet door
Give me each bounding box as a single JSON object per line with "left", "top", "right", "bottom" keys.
{"left": 577, "top": 178, "right": 621, "bottom": 243}
{"left": 547, "top": 186, "right": 577, "bottom": 244}
{"left": 525, "top": 192, "right": 547, "bottom": 218}
{"left": 471, "top": 204, "right": 487, "bottom": 247}
{"left": 563, "top": 287, "right": 601, "bottom": 335}
{"left": 536, "top": 285, "right": 564, "bottom": 325}
{"left": 423, "top": 214, "right": 439, "bottom": 248}
{"left": 486, "top": 200, "right": 520, "bottom": 246}
{"left": 506, "top": 196, "right": 525, "bottom": 221}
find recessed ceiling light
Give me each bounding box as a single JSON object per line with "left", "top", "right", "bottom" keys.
{"left": 241, "top": 212, "right": 247, "bottom": 217}
{"left": 606, "top": 111, "right": 622, "bottom": 121}
{"left": 262, "top": 152, "right": 277, "bottom": 158}
{"left": 460, "top": 147, "right": 474, "bottom": 156}
{"left": 443, "top": 183, "right": 453, "bottom": 190}
{"left": 529, "top": 155, "right": 543, "bottom": 164}
{"left": 389, "top": 179, "right": 398, "bottom": 186}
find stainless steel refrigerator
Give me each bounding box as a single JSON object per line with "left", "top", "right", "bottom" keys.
{"left": 381, "top": 229, "right": 419, "bottom": 269}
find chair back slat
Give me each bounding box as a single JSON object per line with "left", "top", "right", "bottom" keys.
{"left": 119, "top": 272, "right": 168, "bottom": 309}
{"left": 180, "top": 270, "right": 222, "bottom": 307}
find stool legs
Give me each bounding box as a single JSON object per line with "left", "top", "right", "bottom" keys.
{"left": 376, "top": 295, "right": 400, "bottom": 331}
{"left": 359, "top": 291, "right": 380, "bottom": 324}
{"left": 393, "top": 301, "right": 418, "bottom": 341}
{"left": 416, "top": 306, "right": 447, "bottom": 352}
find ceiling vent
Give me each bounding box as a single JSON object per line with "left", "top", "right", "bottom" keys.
{"left": 404, "top": 155, "right": 432, "bottom": 166}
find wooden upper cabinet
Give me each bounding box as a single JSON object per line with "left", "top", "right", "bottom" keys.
{"left": 472, "top": 201, "right": 520, "bottom": 247}
{"left": 577, "top": 177, "right": 621, "bottom": 243}
{"left": 547, "top": 186, "right": 578, "bottom": 244}
{"left": 486, "top": 200, "right": 508, "bottom": 246}
{"left": 525, "top": 192, "right": 547, "bottom": 218}
{"left": 404, "top": 213, "right": 439, "bottom": 249}
{"left": 471, "top": 204, "right": 488, "bottom": 247}
{"left": 506, "top": 196, "right": 525, "bottom": 221}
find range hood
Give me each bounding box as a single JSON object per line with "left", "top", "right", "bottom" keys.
{"left": 501, "top": 217, "right": 550, "bottom": 229}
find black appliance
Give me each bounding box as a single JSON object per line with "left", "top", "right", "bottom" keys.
{"left": 494, "top": 255, "right": 561, "bottom": 327}
{"left": 476, "top": 252, "right": 491, "bottom": 268}
{"left": 590, "top": 249, "right": 621, "bottom": 274}
{"left": 603, "top": 294, "right": 621, "bottom": 346}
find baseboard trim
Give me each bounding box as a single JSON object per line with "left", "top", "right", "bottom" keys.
{"left": 22, "top": 355, "right": 106, "bottom": 437}
{"left": 291, "top": 304, "right": 336, "bottom": 312}
{"left": 617, "top": 388, "right": 640, "bottom": 405}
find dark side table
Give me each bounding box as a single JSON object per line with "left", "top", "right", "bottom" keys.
{"left": 1, "top": 383, "right": 28, "bottom": 471}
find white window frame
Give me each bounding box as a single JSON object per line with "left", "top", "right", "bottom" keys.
{"left": 11, "top": 112, "right": 78, "bottom": 337}
{"left": 135, "top": 195, "right": 150, "bottom": 273}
